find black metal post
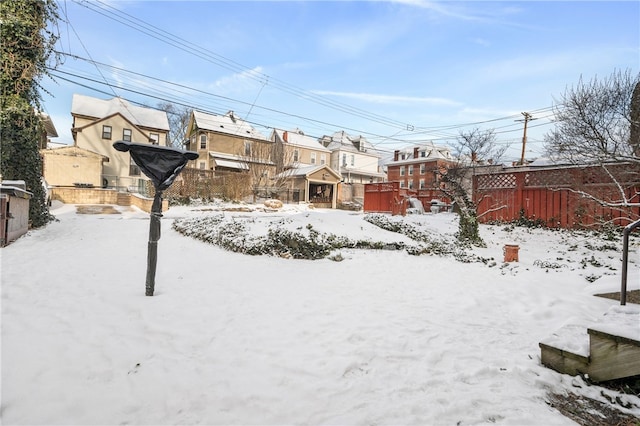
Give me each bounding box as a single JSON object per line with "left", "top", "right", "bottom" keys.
{"left": 145, "top": 191, "right": 163, "bottom": 296}
{"left": 112, "top": 140, "right": 198, "bottom": 297}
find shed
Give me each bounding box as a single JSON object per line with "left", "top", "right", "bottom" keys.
{"left": 1, "top": 181, "right": 33, "bottom": 247}
{"left": 41, "top": 145, "right": 109, "bottom": 188}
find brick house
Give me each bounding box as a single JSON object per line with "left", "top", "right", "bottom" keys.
{"left": 386, "top": 142, "right": 456, "bottom": 203}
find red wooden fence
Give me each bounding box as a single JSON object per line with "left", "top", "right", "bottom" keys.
{"left": 364, "top": 182, "right": 408, "bottom": 215}
{"left": 364, "top": 183, "right": 451, "bottom": 215}
{"left": 474, "top": 163, "right": 640, "bottom": 228}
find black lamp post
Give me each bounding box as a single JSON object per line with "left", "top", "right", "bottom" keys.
{"left": 113, "top": 141, "right": 198, "bottom": 296}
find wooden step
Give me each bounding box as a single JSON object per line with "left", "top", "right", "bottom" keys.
{"left": 539, "top": 307, "right": 640, "bottom": 383}
{"left": 587, "top": 327, "right": 640, "bottom": 382}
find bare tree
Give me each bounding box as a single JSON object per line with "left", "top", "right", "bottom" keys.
{"left": 157, "top": 102, "right": 190, "bottom": 148}
{"left": 545, "top": 69, "right": 639, "bottom": 164}
{"left": 439, "top": 128, "right": 507, "bottom": 246}
{"left": 544, "top": 69, "right": 640, "bottom": 212}
{"left": 237, "top": 140, "right": 277, "bottom": 202}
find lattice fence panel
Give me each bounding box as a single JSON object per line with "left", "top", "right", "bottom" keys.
{"left": 525, "top": 169, "right": 575, "bottom": 187}
{"left": 476, "top": 173, "right": 516, "bottom": 189}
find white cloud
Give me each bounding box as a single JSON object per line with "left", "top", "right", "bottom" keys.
{"left": 389, "top": 0, "right": 487, "bottom": 22}
{"left": 212, "top": 66, "right": 267, "bottom": 92}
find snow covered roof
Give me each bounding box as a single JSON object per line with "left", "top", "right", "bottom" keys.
{"left": 193, "top": 110, "right": 268, "bottom": 141}
{"left": 273, "top": 129, "right": 330, "bottom": 152}
{"left": 71, "top": 94, "right": 170, "bottom": 131}
{"left": 277, "top": 164, "right": 341, "bottom": 180}
{"left": 392, "top": 142, "right": 453, "bottom": 163}
{"left": 321, "top": 130, "right": 378, "bottom": 155}
{"left": 38, "top": 112, "right": 58, "bottom": 137}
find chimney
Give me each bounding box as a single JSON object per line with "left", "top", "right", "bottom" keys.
{"left": 413, "top": 147, "right": 419, "bottom": 159}
{"left": 393, "top": 150, "right": 399, "bottom": 161}
{"left": 283, "top": 130, "right": 288, "bottom": 142}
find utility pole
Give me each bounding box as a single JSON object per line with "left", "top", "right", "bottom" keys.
{"left": 516, "top": 112, "right": 535, "bottom": 165}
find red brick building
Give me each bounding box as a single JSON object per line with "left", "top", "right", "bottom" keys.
{"left": 386, "top": 143, "right": 456, "bottom": 204}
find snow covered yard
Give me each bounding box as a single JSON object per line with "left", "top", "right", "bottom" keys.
{"left": 2, "top": 200, "right": 639, "bottom": 425}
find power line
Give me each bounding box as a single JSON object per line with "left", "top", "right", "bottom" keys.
{"left": 50, "top": 3, "right": 563, "bottom": 154}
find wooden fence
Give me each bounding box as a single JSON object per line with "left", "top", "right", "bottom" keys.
{"left": 474, "top": 163, "right": 640, "bottom": 227}
{"left": 364, "top": 182, "right": 451, "bottom": 215}
{"left": 364, "top": 182, "right": 408, "bottom": 215}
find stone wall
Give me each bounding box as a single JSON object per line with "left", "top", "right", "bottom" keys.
{"left": 52, "top": 187, "right": 118, "bottom": 205}
{"left": 51, "top": 188, "right": 167, "bottom": 213}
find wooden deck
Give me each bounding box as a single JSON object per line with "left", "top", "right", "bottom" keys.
{"left": 539, "top": 309, "right": 640, "bottom": 382}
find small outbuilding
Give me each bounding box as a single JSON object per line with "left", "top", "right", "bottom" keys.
{"left": 282, "top": 164, "right": 341, "bottom": 208}
{"left": 41, "top": 145, "right": 109, "bottom": 188}
{"left": 1, "top": 180, "right": 33, "bottom": 247}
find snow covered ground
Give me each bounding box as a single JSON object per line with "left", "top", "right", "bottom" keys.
{"left": 2, "top": 200, "right": 639, "bottom": 425}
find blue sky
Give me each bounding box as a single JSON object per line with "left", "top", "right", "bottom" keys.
{"left": 42, "top": 0, "right": 639, "bottom": 161}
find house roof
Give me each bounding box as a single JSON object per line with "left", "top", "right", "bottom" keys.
{"left": 38, "top": 112, "right": 58, "bottom": 137}
{"left": 40, "top": 145, "right": 109, "bottom": 161}
{"left": 71, "top": 94, "right": 170, "bottom": 131}
{"left": 272, "top": 129, "right": 330, "bottom": 152}
{"left": 193, "top": 110, "right": 268, "bottom": 141}
{"left": 391, "top": 142, "right": 453, "bottom": 164}
{"left": 280, "top": 164, "right": 342, "bottom": 180}
{"left": 322, "top": 130, "right": 378, "bottom": 156}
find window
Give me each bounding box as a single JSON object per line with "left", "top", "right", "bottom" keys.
{"left": 122, "top": 128, "right": 132, "bottom": 142}
{"left": 149, "top": 133, "right": 159, "bottom": 145}
{"left": 350, "top": 155, "right": 355, "bottom": 166}
{"left": 421, "top": 151, "right": 426, "bottom": 157}
{"left": 408, "top": 180, "right": 414, "bottom": 189}
{"left": 419, "top": 179, "right": 425, "bottom": 189}
{"left": 320, "top": 154, "right": 326, "bottom": 165}
{"left": 342, "top": 153, "right": 347, "bottom": 167}
{"left": 408, "top": 165, "right": 414, "bottom": 176}
{"left": 244, "top": 141, "right": 251, "bottom": 156}
{"left": 399, "top": 181, "right": 405, "bottom": 188}
{"left": 102, "top": 125, "right": 112, "bottom": 139}
{"left": 293, "top": 149, "right": 299, "bottom": 162}
{"left": 199, "top": 162, "right": 206, "bottom": 170}
{"left": 200, "top": 134, "right": 207, "bottom": 149}
{"left": 310, "top": 152, "right": 316, "bottom": 164}
{"left": 400, "top": 166, "right": 405, "bottom": 176}
{"left": 420, "top": 164, "right": 426, "bottom": 174}
{"left": 129, "top": 157, "right": 140, "bottom": 176}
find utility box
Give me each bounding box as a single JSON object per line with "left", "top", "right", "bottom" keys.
{"left": 1, "top": 180, "right": 33, "bottom": 247}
